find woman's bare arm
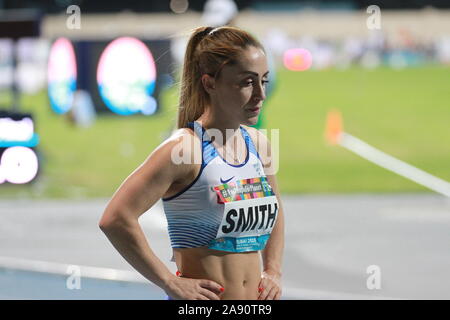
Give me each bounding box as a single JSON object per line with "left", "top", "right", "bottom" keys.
{"left": 260, "top": 172, "right": 284, "bottom": 299}
{"left": 245, "top": 126, "right": 285, "bottom": 300}
{"left": 99, "top": 131, "right": 223, "bottom": 299}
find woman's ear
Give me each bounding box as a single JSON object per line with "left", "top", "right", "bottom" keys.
{"left": 201, "top": 74, "right": 216, "bottom": 94}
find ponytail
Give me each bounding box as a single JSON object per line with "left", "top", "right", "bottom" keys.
{"left": 177, "top": 26, "right": 213, "bottom": 129}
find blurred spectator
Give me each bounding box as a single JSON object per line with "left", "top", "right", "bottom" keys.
{"left": 0, "top": 39, "right": 14, "bottom": 90}
{"left": 66, "top": 90, "right": 97, "bottom": 128}
{"left": 201, "top": 0, "right": 238, "bottom": 27}
{"left": 16, "top": 38, "right": 49, "bottom": 94}
{"left": 435, "top": 36, "right": 450, "bottom": 65}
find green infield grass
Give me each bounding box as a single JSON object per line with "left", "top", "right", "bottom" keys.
{"left": 0, "top": 65, "right": 449, "bottom": 199}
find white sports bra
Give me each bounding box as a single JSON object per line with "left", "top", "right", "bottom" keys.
{"left": 162, "top": 121, "right": 279, "bottom": 253}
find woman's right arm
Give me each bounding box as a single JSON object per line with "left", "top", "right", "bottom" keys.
{"left": 98, "top": 132, "right": 223, "bottom": 300}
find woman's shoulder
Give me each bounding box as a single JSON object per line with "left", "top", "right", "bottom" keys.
{"left": 165, "top": 126, "right": 199, "bottom": 146}
{"left": 158, "top": 126, "right": 202, "bottom": 164}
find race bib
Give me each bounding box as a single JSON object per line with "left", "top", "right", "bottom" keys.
{"left": 209, "top": 177, "right": 279, "bottom": 252}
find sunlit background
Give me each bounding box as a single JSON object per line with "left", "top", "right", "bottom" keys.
{"left": 0, "top": 0, "right": 449, "bottom": 300}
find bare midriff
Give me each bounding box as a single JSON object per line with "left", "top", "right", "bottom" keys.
{"left": 173, "top": 247, "right": 262, "bottom": 300}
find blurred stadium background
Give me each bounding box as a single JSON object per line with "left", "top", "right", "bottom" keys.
{"left": 0, "top": 0, "right": 449, "bottom": 300}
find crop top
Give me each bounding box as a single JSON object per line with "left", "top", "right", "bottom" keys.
{"left": 161, "top": 120, "right": 279, "bottom": 253}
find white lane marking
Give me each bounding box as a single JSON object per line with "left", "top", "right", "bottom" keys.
{"left": 282, "top": 286, "right": 400, "bottom": 300}
{"left": 0, "top": 256, "right": 400, "bottom": 300}
{"left": 0, "top": 256, "right": 148, "bottom": 283}
{"left": 378, "top": 206, "right": 450, "bottom": 222}
{"left": 340, "top": 132, "right": 450, "bottom": 198}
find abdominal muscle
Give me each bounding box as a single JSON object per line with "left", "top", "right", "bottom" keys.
{"left": 173, "top": 247, "right": 262, "bottom": 300}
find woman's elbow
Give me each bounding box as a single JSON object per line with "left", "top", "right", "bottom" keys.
{"left": 99, "top": 214, "right": 112, "bottom": 232}
{"left": 99, "top": 210, "right": 124, "bottom": 232}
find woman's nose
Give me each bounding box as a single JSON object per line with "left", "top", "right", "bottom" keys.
{"left": 253, "top": 83, "right": 266, "bottom": 101}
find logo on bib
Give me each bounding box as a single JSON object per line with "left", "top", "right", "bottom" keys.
{"left": 213, "top": 177, "right": 274, "bottom": 204}
{"left": 209, "top": 177, "right": 279, "bottom": 252}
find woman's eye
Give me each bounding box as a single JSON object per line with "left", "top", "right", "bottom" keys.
{"left": 243, "top": 79, "right": 269, "bottom": 87}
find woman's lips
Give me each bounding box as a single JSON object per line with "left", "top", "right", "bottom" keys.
{"left": 247, "top": 107, "right": 261, "bottom": 113}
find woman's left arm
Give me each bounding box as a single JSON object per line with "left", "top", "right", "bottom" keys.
{"left": 259, "top": 173, "right": 284, "bottom": 300}
{"left": 248, "top": 126, "right": 285, "bottom": 300}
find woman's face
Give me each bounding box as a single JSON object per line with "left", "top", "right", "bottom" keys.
{"left": 209, "top": 46, "right": 269, "bottom": 126}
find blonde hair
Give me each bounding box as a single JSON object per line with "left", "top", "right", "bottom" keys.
{"left": 177, "top": 26, "right": 264, "bottom": 129}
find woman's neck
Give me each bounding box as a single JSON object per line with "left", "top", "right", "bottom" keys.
{"left": 196, "top": 109, "right": 241, "bottom": 146}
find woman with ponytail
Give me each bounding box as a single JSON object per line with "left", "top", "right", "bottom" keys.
{"left": 99, "top": 26, "right": 284, "bottom": 300}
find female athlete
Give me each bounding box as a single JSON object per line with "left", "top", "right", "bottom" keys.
{"left": 99, "top": 26, "right": 284, "bottom": 300}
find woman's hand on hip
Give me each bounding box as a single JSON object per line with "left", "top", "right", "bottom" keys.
{"left": 257, "top": 270, "right": 282, "bottom": 300}
{"left": 164, "top": 275, "right": 224, "bottom": 300}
